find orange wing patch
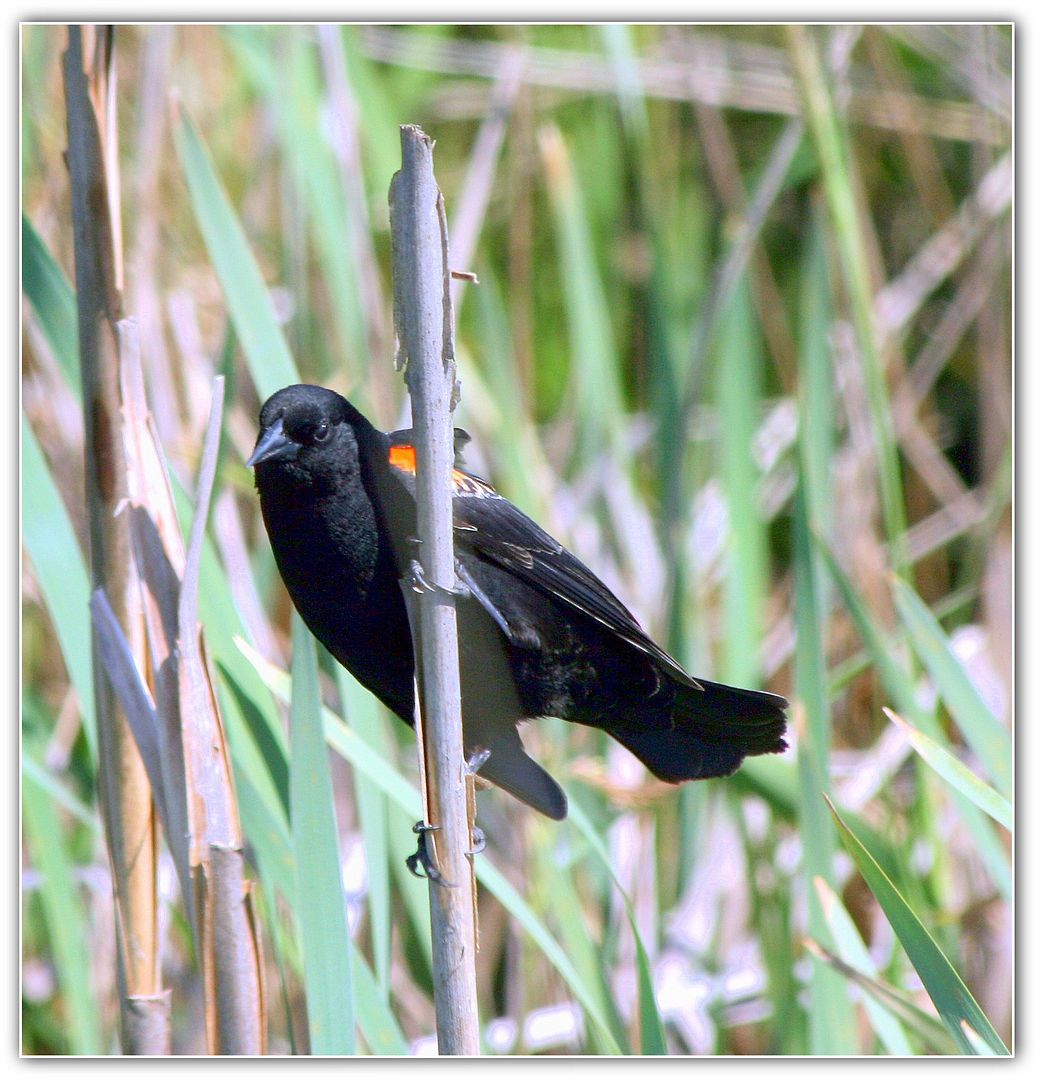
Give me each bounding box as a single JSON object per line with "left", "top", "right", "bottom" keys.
{"left": 388, "top": 443, "right": 498, "bottom": 499}
{"left": 388, "top": 444, "right": 417, "bottom": 473}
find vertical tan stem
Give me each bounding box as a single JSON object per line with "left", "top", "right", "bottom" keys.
{"left": 390, "top": 124, "right": 481, "bottom": 1056}
{"left": 63, "top": 24, "right": 162, "bottom": 1052}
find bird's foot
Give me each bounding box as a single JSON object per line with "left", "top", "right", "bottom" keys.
{"left": 464, "top": 750, "right": 490, "bottom": 856}
{"left": 405, "top": 559, "right": 470, "bottom": 599}
{"left": 406, "top": 821, "right": 456, "bottom": 887}
{"left": 465, "top": 747, "right": 491, "bottom": 776}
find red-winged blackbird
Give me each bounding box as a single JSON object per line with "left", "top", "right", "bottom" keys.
{"left": 249, "top": 384, "right": 787, "bottom": 820}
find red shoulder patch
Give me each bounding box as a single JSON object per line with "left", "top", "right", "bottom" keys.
{"left": 388, "top": 444, "right": 417, "bottom": 474}
{"left": 389, "top": 442, "right": 498, "bottom": 498}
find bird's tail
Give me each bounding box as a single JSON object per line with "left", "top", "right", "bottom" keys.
{"left": 608, "top": 680, "right": 788, "bottom": 783}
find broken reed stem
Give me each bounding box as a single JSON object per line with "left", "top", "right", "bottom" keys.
{"left": 63, "top": 24, "right": 164, "bottom": 1053}
{"left": 68, "top": 24, "right": 264, "bottom": 1052}
{"left": 389, "top": 124, "right": 481, "bottom": 1057}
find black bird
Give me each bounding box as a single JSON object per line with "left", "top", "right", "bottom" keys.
{"left": 249, "top": 384, "right": 787, "bottom": 820}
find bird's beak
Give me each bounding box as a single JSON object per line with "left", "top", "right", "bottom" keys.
{"left": 247, "top": 417, "right": 300, "bottom": 467}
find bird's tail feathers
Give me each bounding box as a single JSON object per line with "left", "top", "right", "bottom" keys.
{"left": 609, "top": 680, "right": 788, "bottom": 783}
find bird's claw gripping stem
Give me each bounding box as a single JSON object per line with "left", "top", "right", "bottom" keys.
{"left": 464, "top": 749, "right": 490, "bottom": 855}
{"left": 406, "top": 822, "right": 455, "bottom": 887}
{"left": 465, "top": 747, "right": 491, "bottom": 776}
{"left": 405, "top": 558, "right": 470, "bottom": 599}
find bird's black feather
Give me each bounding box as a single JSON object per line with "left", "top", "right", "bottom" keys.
{"left": 251, "top": 384, "right": 788, "bottom": 820}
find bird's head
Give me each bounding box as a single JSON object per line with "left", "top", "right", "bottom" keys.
{"left": 248, "top": 384, "right": 374, "bottom": 490}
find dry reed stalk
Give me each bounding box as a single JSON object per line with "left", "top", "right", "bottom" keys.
{"left": 63, "top": 24, "right": 163, "bottom": 1054}
{"left": 390, "top": 124, "right": 481, "bottom": 1057}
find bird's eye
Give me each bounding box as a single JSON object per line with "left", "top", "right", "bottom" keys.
{"left": 312, "top": 421, "right": 330, "bottom": 443}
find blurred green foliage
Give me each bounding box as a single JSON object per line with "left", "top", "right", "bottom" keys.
{"left": 22, "top": 23, "right": 1011, "bottom": 1056}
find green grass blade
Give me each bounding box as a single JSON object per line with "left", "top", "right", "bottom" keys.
{"left": 289, "top": 615, "right": 356, "bottom": 1055}
{"left": 788, "top": 26, "right": 908, "bottom": 576}
{"left": 806, "top": 936, "right": 956, "bottom": 1054}
{"left": 173, "top": 105, "right": 300, "bottom": 401}
{"left": 891, "top": 576, "right": 1011, "bottom": 795}
{"left": 349, "top": 948, "right": 409, "bottom": 1055}
{"left": 335, "top": 667, "right": 393, "bottom": 1001}
{"left": 633, "top": 924, "right": 667, "bottom": 1055}
{"left": 565, "top": 799, "right": 666, "bottom": 1054}
{"left": 796, "top": 208, "right": 836, "bottom": 536}
{"left": 234, "top": 719, "right": 407, "bottom": 1056}
{"left": 540, "top": 123, "right": 625, "bottom": 461}
{"left": 22, "top": 759, "right": 104, "bottom": 1054}
{"left": 235, "top": 766, "right": 294, "bottom": 899}
{"left": 239, "top": 637, "right": 623, "bottom": 1053}
{"left": 22, "top": 418, "right": 96, "bottom": 757}
{"left": 476, "top": 857, "right": 623, "bottom": 1055}
{"left": 820, "top": 545, "right": 1011, "bottom": 899}
{"left": 827, "top": 797, "right": 1008, "bottom": 1055}
{"left": 715, "top": 277, "right": 767, "bottom": 687}
{"left": 813, "top": 877, "right": 913, "bottom": 1054}
{"left": 793, "top": 483, "right": 857, "bottom": 1054}
{"left": 533, "top": 835, "right": 630, "bottom": 1053}
{"left": 886, "top": 709, "right": 1012, "bottom": 831}
{"left": 21, "top": 756, "right": 98, "bottom": 831}
{"left": 818, "top": 544, "right": 928, "bottom": 730}
{"left": 228, "top": 29, "right": 369, "bottom": 396}
{"left": 21, "top": 214, "right": 79, "bottom": 391}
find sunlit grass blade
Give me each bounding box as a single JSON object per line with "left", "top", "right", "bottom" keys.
{"left": 885, "top": 709, "right": 1011, "bottom": 831}
{"left": 793, "top": 221, "right": 847, "bottom": 1050}
{"left": 335, "top": 666, "right": 393, "bottom": 1001}
{"left": 793, "top": 484, "right": 857, "bottom": 1054}
{"left": 218, "top": 665, "right": 289, "bottom": 818}
{"left": 787, "top": 25, "right": 908, "bottom": 576}
{"left": 633, "top": 925, "right": 667, "bottom": 1054}
{"left": 891, "top": 576, "right": 1011, "bottom": 796}
{"left": 797, "top": 207, "right": 835, "bottom": 536}
{"left": 289, "top": 615, "right": 356, "bottom": 1055}
{"left": 818, "top": 546, "right": 927, "bottom": 728}
{"left": 237, "top": 632, "right": 421, "bottom": 811}
{"left": 227, "top": 712, "right": 407, "bottom": 1055}
{"left": 804, "top": 937, "right": 956, "bottom": 1055}
{"left": 566, "top": 798, "right": 666, "bottom": 1053}
{"left": 539, "top": 123, "right": 625, "bottom": 462}
{"left": 22, "top": 418, "right": 96, "bottom": 757}
{"left": 812, "top": 877, "right": 912, "bottom": 1054}
{"left": 173, "top": 104, "right": 300, "bottom": 401}
{"left": 826, "top": 796, "right": 1009, "bottom": 1055}
{"left": 22, "top": 756, "right": 104, "bottom": 1054}
{"left": 820, "top": 544, "right": 1011, "bottom": 899}
{"left": 21, "top": 213, "right": 79, "bottom": 391}
{"left": 961, "top": 1021, "right": 1001, "bottom": 1057}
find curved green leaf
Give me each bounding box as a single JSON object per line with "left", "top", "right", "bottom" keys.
{"left": 827, "top": 797, "right": 1008, "bottom": 1056}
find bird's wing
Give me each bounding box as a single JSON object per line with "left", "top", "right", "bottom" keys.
{"left": 382, "top": 438, "right": 700, "bottom": 688}
{"left": 452, "top": 476, "right": 702, "bottom": 689}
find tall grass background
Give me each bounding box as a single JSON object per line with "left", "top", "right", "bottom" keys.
{"left": 21, "top": 23, "right": 1012, "bottom": 1055}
